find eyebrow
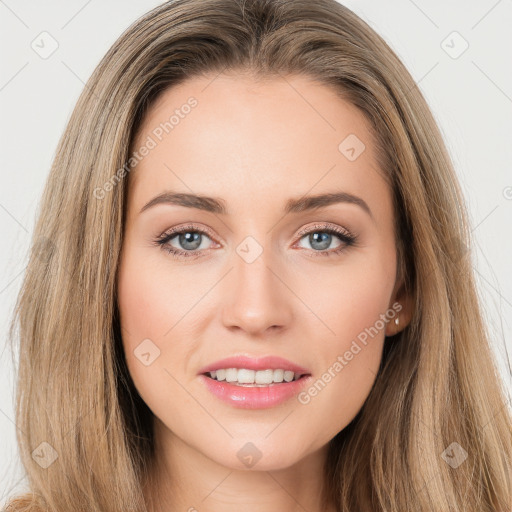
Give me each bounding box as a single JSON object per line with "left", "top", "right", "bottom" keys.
{"left": 139, "top": 190, "right": 373, "bottom": 219}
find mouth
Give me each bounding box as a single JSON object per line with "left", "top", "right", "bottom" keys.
{"left": 199, "top": 368, "right": 314, "bottom": 409}
{"left": 202, "top": 368, "right": 311, "bottom": 387}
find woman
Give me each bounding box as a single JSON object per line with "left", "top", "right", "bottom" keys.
{"left": 5, "top": 0, "right": 512, "bottom": 510}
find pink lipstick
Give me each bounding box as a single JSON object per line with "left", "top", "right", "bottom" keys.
{"left": 198, "top": 355, "right": 312, "bottom": 409}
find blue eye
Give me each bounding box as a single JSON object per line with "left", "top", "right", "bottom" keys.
{"left": 154, "top": 224, "right": 215, "bottom": 259}
{"left": 294, "top": 223, "right": 357, "bottom": 257}
{"left": 154, "top": 223, "right": 357, "bottom": 260}
{"left": 296, "top": 226, "right": 356, "bottom": 256}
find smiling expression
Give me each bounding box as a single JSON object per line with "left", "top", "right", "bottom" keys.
{"left": 116, "top": 72, "right": 401, "bottom": 470}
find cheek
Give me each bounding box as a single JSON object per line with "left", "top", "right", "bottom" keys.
{"left": 294, "top": 250, "right": 395, "bottom": 423}
{"left": 116, "top": 247, "right": 209, "bottom": 427}
{"left": 117, "top": 246, "right": 188, "bottom": 380}
{"left": 117, "top": 245, "right": 206, "bottom": 342}
{"left": 302, "top": 250, "right": 395, "bottom": 344}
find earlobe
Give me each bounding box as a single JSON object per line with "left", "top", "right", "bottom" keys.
{"left": 385, "top": 307, "right": 402, "bottom": 337}
{"left": 385, "top": 277, "right": 414, "bottom": 336}
{"left": 386, "top": 290, "right": 414, "bottom": 336}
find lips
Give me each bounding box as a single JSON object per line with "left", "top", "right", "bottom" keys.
{"left": 197, "top": 354, "right": 311, "bottom": 376}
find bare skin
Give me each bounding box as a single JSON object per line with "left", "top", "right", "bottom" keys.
{"left": 116, "top": 72, "right": 412, "bottom": 512}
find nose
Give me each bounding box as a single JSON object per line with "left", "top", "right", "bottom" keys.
{"left": 220, "top": 251, "right": 294, "bottom": 336}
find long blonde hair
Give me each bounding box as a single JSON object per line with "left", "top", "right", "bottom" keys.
{"left": 5, "top": 0, "right": 511, "bottom": 510}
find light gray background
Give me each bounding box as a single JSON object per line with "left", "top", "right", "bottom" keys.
{"left": 1, "top": 0, "right": 511, "bottom": 502}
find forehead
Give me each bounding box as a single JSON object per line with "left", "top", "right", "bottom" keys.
{"left": 127, "top": 73, "right": 390, "bottom": 220}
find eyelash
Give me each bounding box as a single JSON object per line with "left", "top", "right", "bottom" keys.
{"left": 153, "top": 222, "right": 358, "bottom": 260}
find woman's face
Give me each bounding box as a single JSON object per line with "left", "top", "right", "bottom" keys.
{"left": 117, "top": 73, "right": 405, "bottom": 471}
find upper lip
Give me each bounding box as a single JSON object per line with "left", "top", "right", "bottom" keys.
{"left": 198, "top": 355, "right": 311, "bottom": 376}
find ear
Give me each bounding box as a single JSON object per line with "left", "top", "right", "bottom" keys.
{"left": 385, "top": 278, "right": 414, "bottom": 337}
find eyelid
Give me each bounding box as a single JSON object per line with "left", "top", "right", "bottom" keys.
{"left": 158, "top": 221, "right": 354, "bottom": 244}
{"left": 158, "top": 223, "right": 220, "bottom": 244}
{"left": 295, "top": 222, "right": 355, "bottom": 240}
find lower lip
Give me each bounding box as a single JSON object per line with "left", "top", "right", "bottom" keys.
{"left": 199, "top": 374, "right": 313, "bottom": 409}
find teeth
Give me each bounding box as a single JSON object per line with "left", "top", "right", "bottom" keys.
{"left": 207, "top": 368, "right": 303, "bottom": 385}
{"left": 225, "top": 368, "right": 238, "bottom": 382}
